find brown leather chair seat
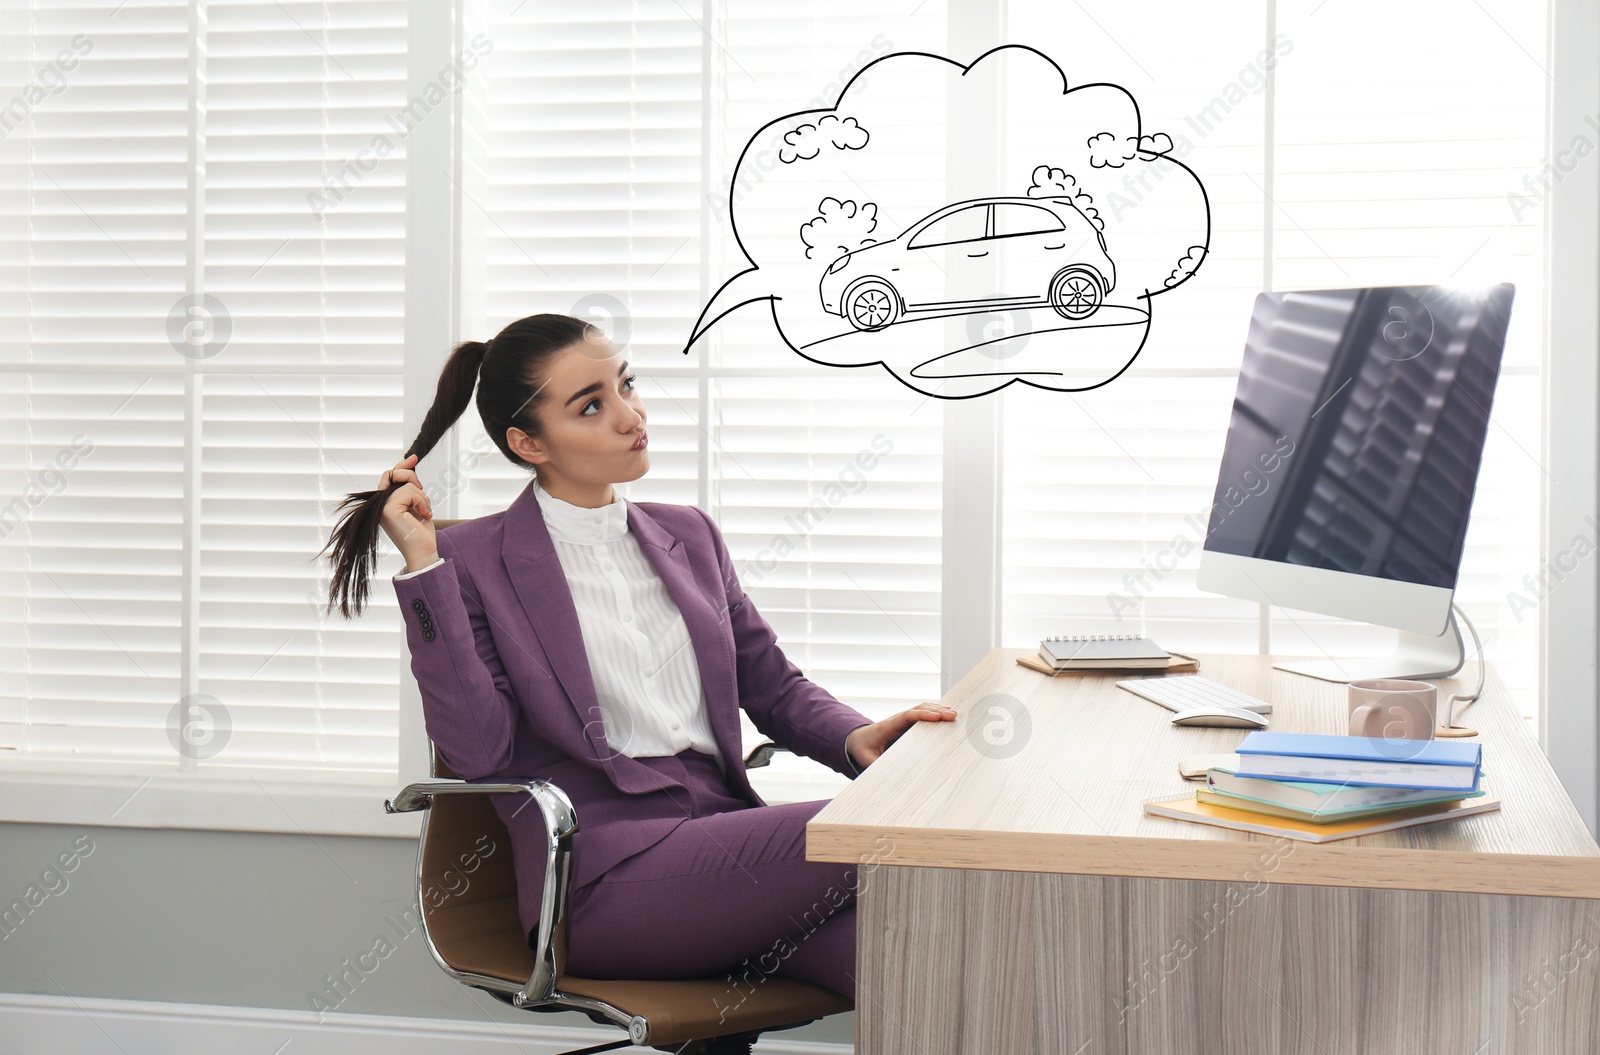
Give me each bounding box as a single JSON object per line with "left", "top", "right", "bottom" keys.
{"left": 390, "top": 746, "right": 851, "bottom": 1052}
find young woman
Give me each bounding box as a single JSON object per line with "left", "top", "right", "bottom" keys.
{"left": 320, "top": 313, "right": 957, "bottom": 998}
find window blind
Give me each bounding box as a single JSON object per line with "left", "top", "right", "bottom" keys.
{"left": 0, "top": 0, "right": 410, "bottom": 772}
{"left": 1267, "top": 0, "right": 1544, "bottom": 714}
{"left": 0, "top": 0, "right": 1555, "bottom": 805}
{"left": 199, "top": 0, "right": 410, "bottom": 773}
{"left": 711, "top": 3, "right": 948, "bottom": 725}
{"left": 1000, "top": 0, "right": 1548, "bottom": 720}
{"left": 0, "top": 4, "right": 195, "bottom": 763}
{"left": 450, "top": 0, "right": 951, "bottom": 790}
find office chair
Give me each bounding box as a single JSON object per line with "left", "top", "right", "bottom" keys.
{"left": 385, "top": 521, "right": 854, "bottom": 1054}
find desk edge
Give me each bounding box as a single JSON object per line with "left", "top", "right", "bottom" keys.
{"left": 806, "top": 822, "right": 1600, "bottom": 900}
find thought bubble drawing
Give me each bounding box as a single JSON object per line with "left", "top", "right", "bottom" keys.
{"left": 684, "top": 45, "right": 1212, "bottom": 398}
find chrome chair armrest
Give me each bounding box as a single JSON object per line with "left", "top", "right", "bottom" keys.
{"left": 385, "top": 777, "right": 578, "bottom": 1008}
{"left": 743, "top": 741, "right": 790, "bottom": 769}
{"left": 384, "top": 778, "right": 567, "bottom": 816}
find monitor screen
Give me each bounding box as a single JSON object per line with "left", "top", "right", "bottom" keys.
{"left": 1201, "top": 283, "right": 1515, "bottom": 592}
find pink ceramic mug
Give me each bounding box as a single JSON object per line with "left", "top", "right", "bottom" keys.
{"left": 1348, "top": 679, "right": 1437, "bottom": 741}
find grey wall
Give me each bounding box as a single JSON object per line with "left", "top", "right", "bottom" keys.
{"left": 0, "top": 822, "right": 854, "bottom": 1046}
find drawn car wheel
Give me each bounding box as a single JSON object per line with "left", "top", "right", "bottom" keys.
{"left": 844, "top": 279, "right": 901, "bottom": 331}
{"left": 1050, "top": 267, "right": 1105, "bottom": 320}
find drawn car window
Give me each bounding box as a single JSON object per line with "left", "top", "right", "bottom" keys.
{"left": 992, "top": 203, "right": 1065, "bottom": 238}
{"left": 907, "top": 205, "right": 988, "bottom": 249}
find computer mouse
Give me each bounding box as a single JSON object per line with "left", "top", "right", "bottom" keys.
{"left": 1169, "top": 706, "right": 1269, "bottom": 729}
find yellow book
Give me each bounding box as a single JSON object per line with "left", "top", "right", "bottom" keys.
{"left": 1143, "top": 792, "right": 1502, "bottom": 843}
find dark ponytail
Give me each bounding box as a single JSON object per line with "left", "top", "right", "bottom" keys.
{"left": 318, "top": 313, "right": 598, "bottom": 618}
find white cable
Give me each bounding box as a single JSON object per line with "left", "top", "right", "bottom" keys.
{"left": 1437, "top": 600, "right": 1485, "bottom": 737}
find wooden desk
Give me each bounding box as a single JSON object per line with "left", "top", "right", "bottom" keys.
{"left": 808, "top": 649, "right": 1600, "bottom": 1055}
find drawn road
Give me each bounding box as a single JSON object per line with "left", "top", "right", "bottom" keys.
{"left": 796, "top": 302, "right": 1152, "bottom": 393}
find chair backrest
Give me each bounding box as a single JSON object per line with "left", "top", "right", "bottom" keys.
{"left": 410, "top": 524, "right": 567, "bottom": 989}
{"left": 418, "top": 754, "right": 539, "bottom": 984}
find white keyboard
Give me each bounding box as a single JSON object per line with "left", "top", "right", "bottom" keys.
{"left": 1115, "top": 675, "right": 1274, "bottom": 715}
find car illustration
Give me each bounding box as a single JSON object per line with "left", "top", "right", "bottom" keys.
{"left": 818, "top": 196, "right": 1115, "bottom": 331}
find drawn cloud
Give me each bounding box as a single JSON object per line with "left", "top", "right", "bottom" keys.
{"left": 799, "top": 197, "right": 880, "bottom": 261}
{"left": 1165, "top": 245, "right": 1207, "bottom": 288}
{"left": 1086, "top": 131, "right": 1138, "bottom": 169}
{"left": 684, "top": 45, "right": 1211, "bottom": 398}
{"left": 1139, "top": 132, "right": 1174, "bottom": 155}
{"left": 1026, "top": 165, "right": 1103, "bottom": 232}
{"left": 1086, "top": 131, "right": 1177, "bottom": 169}
{"left": 778, "top": 114, "right": 870, "bottom": 163}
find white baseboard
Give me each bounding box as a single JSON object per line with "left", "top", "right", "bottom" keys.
{"left": 0, "top": 993, "right": 853, "bottom": 1054}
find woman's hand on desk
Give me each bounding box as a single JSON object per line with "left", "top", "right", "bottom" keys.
{"left": 844, "top": 702, "right": 958, "bottom": 770}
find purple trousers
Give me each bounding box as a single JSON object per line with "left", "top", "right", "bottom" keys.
{"left": 563, "top": 748, "right": 858, "bottom": 999}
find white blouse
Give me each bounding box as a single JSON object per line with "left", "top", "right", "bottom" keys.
{"left": 395, "top": 482, "right": 725, "bottom": 773}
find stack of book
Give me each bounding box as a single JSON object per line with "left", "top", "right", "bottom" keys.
{"left": 1145, "top": 732, "right": 1499, "bottom": 842}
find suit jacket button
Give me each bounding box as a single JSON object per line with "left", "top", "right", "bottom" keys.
{"left": 411, "top": 599, "right": 424, "bottom": 611}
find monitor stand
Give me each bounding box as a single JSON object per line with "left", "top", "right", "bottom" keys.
{"left": 1273, "top": 609, "right": 1466, "bottom": 683}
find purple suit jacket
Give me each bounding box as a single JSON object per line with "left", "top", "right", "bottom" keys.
{"left": 392, "top": 479, "right": 874, "bottom": 944}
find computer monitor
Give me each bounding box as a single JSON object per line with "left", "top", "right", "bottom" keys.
{"left": 1195, "top": 283, "right": 1516, "bottom": 682}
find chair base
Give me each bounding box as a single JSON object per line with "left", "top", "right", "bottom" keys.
{"left": 489, "top": 990, "right": 818, "bottom": 1053}
{"left": 553, "top": 1037, "right": 635, "bottom": 1055}
{"left": 651, "top": 1033, "right": 759, "bottom": 1054}
{"left": 535, "top": 1035, "right": 762, "bottom": 1055}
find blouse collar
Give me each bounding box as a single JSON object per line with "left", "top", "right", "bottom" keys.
{"left": 533, "top": 479, "right": 629, "bottom": 546}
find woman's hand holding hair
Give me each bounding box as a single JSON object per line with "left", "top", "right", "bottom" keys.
{"left": 844, "top": 701, "right": 958, "bottom": 772}
{"left": 377, "top": 453, "right": 439, "bottom": 572}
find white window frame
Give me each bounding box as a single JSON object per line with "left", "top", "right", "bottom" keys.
{"left": 0, "top": 0, "right": 468, "bottom": 839}
{"left": 4, "top": 0, "right": 1592, "bottom": 837}
{"left": 1540, "top": 0, "right": 1599, "bottom": 834}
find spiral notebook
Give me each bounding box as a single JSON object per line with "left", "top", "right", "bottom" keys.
{"left": 1037, "top": 634, "right": 1172, "bottom": 671}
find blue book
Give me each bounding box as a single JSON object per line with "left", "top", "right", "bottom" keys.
{"left": 1234, "top": 732, "right": 1482, "bottom": 792}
